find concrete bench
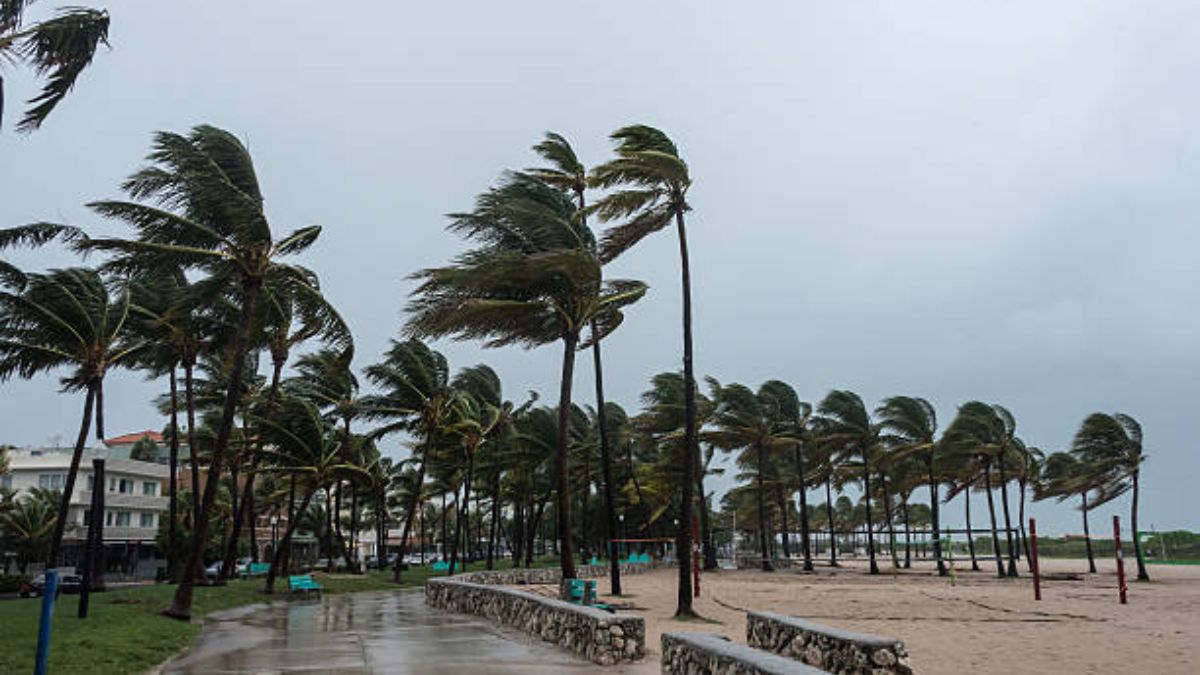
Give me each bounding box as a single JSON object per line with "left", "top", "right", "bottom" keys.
{"left": 662, "top": 632, "right": 831, "bottom": 674}
{"left": 747, "top": 611, "right": 911, "bottom": 674}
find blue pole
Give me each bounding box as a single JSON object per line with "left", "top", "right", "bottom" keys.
{"left": 34, "top": 569, "right": 59, "bottom": 675}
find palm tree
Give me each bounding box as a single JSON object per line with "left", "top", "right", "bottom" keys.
{"left": 1036, "top": 451, "right": 1098, "bottom": 573}
{"left": 944, "top": 401, "right": 1010, "bottom": 577}
{"left": 1072, "top": 412, "right": 1150, "bottom": 581}
{"left": 0, "top": 488, "right": 58, "bottom": 573}
{"left": 709, "top": 382, "right": 798, "bottom": 572}
{"left": 81, "top": 125, "right": 332, "bottom": 620}
{"left": 0, "top": 265, "right": 142, "bottom": 567}
{"left": 590, "top": 124, "right": 697, "bottom": 616}
{"left": 406, "top": 171, "right": 645, "bottom": 582}
{"left": 877, "top": 396, "right": 948, "bottom": 576}
{"left": 0, "top": 2, "right": 110, "bottom": 132}
{"left": 360, "top": 339, "right": 464, "bottom": 581}
{"left": 255, "top": 395, "right": 365, "bottom": 593}
{"left": 813, "top": 390, "right": 881, "bottom": 574}
{"left": 530, "top": 130, "right": 642, "bottom": 593}
{"left": 786, "top": 397, "right": 816, "bottom": 572}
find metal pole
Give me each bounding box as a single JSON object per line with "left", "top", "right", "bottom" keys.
{"left": 1113, "top": 515, "right": 1127, "bottom": 604}
{"left": 34, "top": 569, "right": 59, "bottom": 675}
{"left": 1029, "top": 518, "right": 1041, "bottom": 601}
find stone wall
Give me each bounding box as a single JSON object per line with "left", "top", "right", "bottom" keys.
{"left": 452, "top": 561, "right": 653, "bottom": 586}
{"left": 662, "top": 632, "right": 831, "bottom": 675}
{"left": 747, "top": 611, "right": 912, "bottom": 675}
{"left": 425, "top": 577, "right": 645, "bottom": 665}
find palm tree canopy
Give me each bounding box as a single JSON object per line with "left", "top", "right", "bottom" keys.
{"left": 589, "top": 125, "right": 691, "bottom": 263}
{"left": 1071, "top": 412, "right": 1146, "bottom": 507}
{"left": 0, "top": 267, "right": 142, "bottom": 390}
{"left": 406, "top": 172, "right": 646, "bottom": 346}
{"left": 1, "top": 2, "right": 110, "bottom": 132}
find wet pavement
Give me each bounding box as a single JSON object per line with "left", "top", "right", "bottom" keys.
{"left": 164, "top": 589, "right": 623, "bottom": 674}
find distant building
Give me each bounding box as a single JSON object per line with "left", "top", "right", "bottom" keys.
{"left": 3, "top": 446, "right": 169, "bottom": 577}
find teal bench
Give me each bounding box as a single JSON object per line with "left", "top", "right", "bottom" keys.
{"left": 432, "top": 560, "right": 450, "bottom": 572}
{"left": 565, "top": 578, "right": 613, "bottom": 612}
{"left": 589, "top": 556, "right": 602, "bottom": 566}
{"left": 243, "top": 562, "right": 271, "bottom": 579}
{"left": 288, "top": 574, "right": 323, "bottom": 597}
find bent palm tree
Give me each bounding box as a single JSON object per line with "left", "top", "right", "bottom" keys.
{"left": 877, "top": 396, "right": 947, "bottom": 576}
{"left": 0, "top": 266, "right": 141, "bottom": 567}
{"left": 590, "top": 124, "right": 697, "bottom": 615}
{"left": 82, "top": 125, "right": 332, "bottom": 620}
{"left": 406, "top": 172, "right": 645, "bottom": 582}
{"left": 0, "top": 2, "right": 110, "bottom": 132}
{"left": 1036, "top": 451, "right": 1099, "bottom": 573}
{"left": 1072, "top": 412, "right": 1150, "bottom": 581}
{"left": 813, "top": 390, "right": 881, "bottom": 574}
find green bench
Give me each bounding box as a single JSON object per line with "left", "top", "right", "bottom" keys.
{"left": 565, "top": 579, "right": 613, "bottom": 612}
{"left": 288, "top": 574, "right": 323, "bottom": 597}
{"left": 242, "top": 562, "right": 271, "bottom": 579}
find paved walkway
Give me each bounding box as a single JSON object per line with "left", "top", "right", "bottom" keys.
{"left": 164, "top": 589, "right": 619, "bottom": 674}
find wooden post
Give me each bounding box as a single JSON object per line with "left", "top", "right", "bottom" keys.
{"left": 1029, "top": 517, "right": 1041, "bottom": 601}
{"left": 1113, "top": 515, "right": 1127, "bottom": 604}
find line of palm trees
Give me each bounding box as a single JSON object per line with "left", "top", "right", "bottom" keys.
{"left": 0, "top": 121, "right": 1153, "bottom": 631}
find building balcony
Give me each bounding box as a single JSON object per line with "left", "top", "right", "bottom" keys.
{"left": 74, "top": 491, "right": 168, "bottom": 511}
{"left": 64, "top": 525, "right": 159, "bottom": 543}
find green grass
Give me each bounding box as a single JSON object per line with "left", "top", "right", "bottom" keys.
{"left": 0, "top": 559, "right": 549, "bottom": 675}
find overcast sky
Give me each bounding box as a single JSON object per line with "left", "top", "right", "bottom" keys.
{"left": 1, "top": 1, "right": 1196, "bottom": 536}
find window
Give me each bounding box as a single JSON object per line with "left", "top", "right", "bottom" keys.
{"left": 0, "top": 474, "right": 11, "bottom": 489}
{"left": 115, "top": 512, "right": 131, "bottom": 527}
{"left": 142, "top": 481, "right": 157, "bottom": 496}
{"left": 38, "top": 474, "right": 64, "bottom": 490}
{"left": 108, "top": 477, "right": 116, "bottom": 492}
{"left": 105, "top": 511, "right": 113, "bottom": 526}
{"left": 83, "top": 510, "right": 90, "bottom": 526}
{"left": 111, "top": 478, "right": 133, "bottom": 494}
{"left": 139, "top": 513, "right": 155, "bottom": 528}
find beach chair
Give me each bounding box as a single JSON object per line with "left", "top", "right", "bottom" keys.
{"left": 288, "top": 574, "right": 323, "bottom": 598}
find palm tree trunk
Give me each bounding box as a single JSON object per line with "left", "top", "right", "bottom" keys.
{"left": 982, "top": 460, "right": 1005, "bottom": 578}
{"left": 756, "top": 443, "right": 773, "bottom": 572}
{"left": 184, "top": 360, "right": 201, "bottom": 533}
{"left": 94, "top": 378, "right": 105, "bottom": 440}
{"left": 579, "top": 445, "right": 590, "bottom": 563}
{"left": 929, "top": 456, "right": 946, "bottom": 576}
{"left": 1081, "top": 492, "right": 1096, "bottom": 573}
{"left": 554, "top": 331, "right": 579, "bottom": 581}
{"left": 674, "top": 209, "right": 698, "bottom": 617}
{"left": 881, "top": 471, "right": 898, "bottom": 569}
{"left": 997, "top": 453, "right": 1018, "bottom": 577}
{"left": 48, "top": 381, "right": 97, "bottom": 568}
{"left": 825, "top": 474, "right": 837, "bottom": 566}
{"left": 590, "top": 333, "right": 623, "bottom": 592}
{"left": 526, "top": 498, "right": 547, "bottom": 568}
{"left": 265, "top": 489, "right": 315, "bottom": 594}
{"left": 220, "top": 469, "right": 256, "bottom": 582}
{"left": 902, "top": 497, "right": 912, "bottom": 568}
{"left": 863, "top": 447, "right": 878, "bottom": 574}
{"left": 1131, "top": 470, "right": 1149, "bottom": 581}
{"left": 451, "top": 453, "right": 474, "bottom": 575}
{"left": 168, "top": 276, "right": 261, "bottom": 620}
{"left": 965, "top": 489, "right": 980, "bottom": 571}
{"left": 168, "top": 366, "right": 181, "bottom": 581}
{"left": 1018, "top": 478, "right": 1030, "bottom": 566}
{"left": 391, "top": 452, "right": 426, "bottom": 582}
{"left": 695, "top": 460, "right": 717, "bottom": 571}
{"left": 349, "top": 488, "right": 360, "bottom": 572}
{"left": 778, "top": 487, "right": 791, "bottom": 560}
{"left": 794, "top": 444, "right": 813, "bottom": 572}
{"left": 282, "top": 474, "right": 296, "bottom": 574}
{"left": 487, "top": 473, "right": 501, "bottom": 571}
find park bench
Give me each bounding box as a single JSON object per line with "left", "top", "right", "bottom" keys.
{"left": 565, "top": 578, "right": 613, "bottom": 612}
{"left": 242, "top": 562, "right": 271, "bottom": 579}
{"left": 288, "top": 574, "right": 323, "bottom": 597}
{"left": 431, "top": 560, "right": 450, "bottom": 572}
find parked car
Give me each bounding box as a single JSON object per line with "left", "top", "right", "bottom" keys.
{"left": 20, "top": 573, "right": 83, "bottom": 597}
{"left": 204, "top": 561, "right": 223, "bottom": 581}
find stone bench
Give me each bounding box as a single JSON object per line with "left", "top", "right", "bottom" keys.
{"left": 425, "top": 577, "right": 644, "bottom": 665}
{"left": 662, "top": 632, "right": 832, "bottom": 675}
{"left": 747, "top": 611, "right": 911, "bottom": 674}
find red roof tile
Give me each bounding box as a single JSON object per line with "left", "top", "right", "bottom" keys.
{"left": 103, "top": 430, "right": 164, "bottom": 445}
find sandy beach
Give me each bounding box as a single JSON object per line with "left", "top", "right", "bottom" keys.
{"left": 558, "top": 558, "right": 1199, "bottom": 674}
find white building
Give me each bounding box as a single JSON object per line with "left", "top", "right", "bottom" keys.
{"left": 3, "top": 446, "right": 169, "bottom": 574}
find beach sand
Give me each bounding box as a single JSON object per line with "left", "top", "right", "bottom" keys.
{"left": 564, "top": 557, "right": 1198, "bottom": 674}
